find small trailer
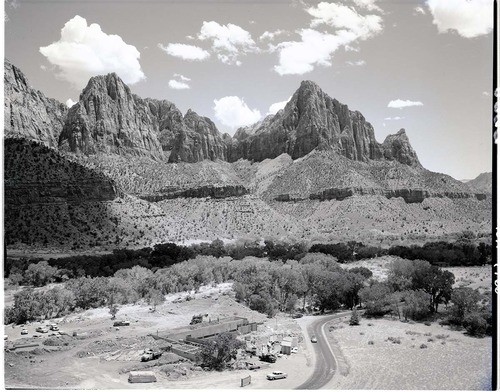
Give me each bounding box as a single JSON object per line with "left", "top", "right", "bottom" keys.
{"left": 128, "top": 371, "right": 157, "bottom": 383}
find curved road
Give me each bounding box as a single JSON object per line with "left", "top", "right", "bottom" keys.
{"left": 297, "top": 311, "right": 352, "bottom": 390}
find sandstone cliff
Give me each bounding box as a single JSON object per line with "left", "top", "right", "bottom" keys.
{"left": 168, "top": 109, "right": 229, "bottom": 162}
{"left": 229, "top": 80, "right": 422, "bottom": 167}
{"left": 58, "top": 73, "right": 167, "bottom": 158}
{"left": 4, "top": 59, "right": 67, "bottom": 147}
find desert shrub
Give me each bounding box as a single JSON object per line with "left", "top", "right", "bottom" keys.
{"left": 463, "top": 312, "right": 489, "bottom": 337}
{"left": 368, "top": 340, "right": 374, "bottom": 345}
{"left": 424, "top": 321, "right": 431, "bottom": 326}
{"left": 435, "top": 334, "right": 449, "bottom": 339}
{"left": 427, "top": 338, "right": 434, "bottom": 342}
{"left": 387, "top": 337, "right": 401, "bottom": 344}
{"left": 420, "top": 344, "right": 427, "bottom": 349}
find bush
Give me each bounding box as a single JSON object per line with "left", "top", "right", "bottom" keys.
{"left": 387, "top": 337, "right": 401, "bottom": 344}
{"left": 463, "top": 312, "right": 489, "bottom": 337}
{"left": 420, "top": 344, "right": 427, "bottom": 349}
{"left": 368, "top": 340, "right": 374, "bottom": 345}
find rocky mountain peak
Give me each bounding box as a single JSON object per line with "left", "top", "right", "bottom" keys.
{"left": 382, "top": 128, "right": 421, "bottom": 167}
{"left": 4, "top": 59, "right": 68, "bottom": 147}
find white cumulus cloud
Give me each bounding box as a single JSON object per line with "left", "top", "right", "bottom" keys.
{"left": 274, "top": 3, "right": 382, "bottom": 75}
{"left": 388, "top": 99, "right": 423, "bottom": 109}
{"left": 384, "top": 116, "right": 405, "bottom": 120}
{"left": 213, "top": 96, "right": 261, "bottom": 129}
{"left": 174, "top": 73, "right": 191, "bottom": 81}
{"left": 268, "top": 96, "right": 292, "bottom": 115}
{"left": 198, "top": 21, "right": 258, "bottom": 65}
{"left": 352, "top": 0, "right": 382, "bottom": 12}
{"left": 158, "top": 43, "right": 210, "bottom": 61}
{"left": 66, "top": 98, "right": 77, "bottom": 108}
{"left": 274, "top": 29, "right": 351, "bottom": 75}
{"left": 426, "top": 0, "right": 493, "bottom": 38}
{"left": 39, "top": 15, "right": 145, "bottom": 88}
{"left": 260, "top": 29, "right": 287, "bottom": 41}
{"left": 168, "top": 80, "right": 190, "bottom": 90}
{"left": 414, "top": 6, "right": 426, "bottom": 15}
{"left": 307, "top": 2, "right": 383, "bottom": 38}
{"left": 346, "top": 60, "right": 366, "bottom": 66}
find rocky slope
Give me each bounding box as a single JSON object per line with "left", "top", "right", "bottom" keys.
{"left": 4, "top": 59, "right": 68, "bottom": 147}
{"left": 466, "top": 172, "right": 493, "bottom": 194}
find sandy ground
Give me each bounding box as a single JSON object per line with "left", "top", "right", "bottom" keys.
{"left": 323, "top": 316, "right": 493, "bottom": 390}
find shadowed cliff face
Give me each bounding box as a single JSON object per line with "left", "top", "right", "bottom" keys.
{"left": 4, "top": 60, "right": 68, "bottom": 147}
{"left": 4, "top": 138, "right": 118, "bottom": 205}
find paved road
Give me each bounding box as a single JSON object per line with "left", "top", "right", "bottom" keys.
{"left": 296, "top": 311, "right": 352, "bottom": 390}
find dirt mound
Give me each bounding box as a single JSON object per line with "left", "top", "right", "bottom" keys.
{"left": 119, "top": 353, "right": 185, "bottom": 374}
{"left": 43, "top": 335, "right": 74, "bottom": 346}
{"left": 160, "top": 363, "right": 204, "bottom": 380}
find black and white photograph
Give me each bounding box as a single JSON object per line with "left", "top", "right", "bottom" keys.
{"left": 3, "top": 0, "right": 495, "bottom": 389}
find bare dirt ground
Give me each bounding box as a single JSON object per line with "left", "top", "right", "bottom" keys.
{"left": 322, "top": 316, "right": 492, "bottom": 390}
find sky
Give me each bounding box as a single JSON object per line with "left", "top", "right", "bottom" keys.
{"left": 3, "top": 0, "right": 495, "bottom": 180}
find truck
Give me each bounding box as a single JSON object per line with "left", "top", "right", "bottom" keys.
{"left": 141, "top": 350, "right": 162, "bottom": 362}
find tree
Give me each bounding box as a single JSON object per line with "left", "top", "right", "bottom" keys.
{"left": 449, "top": 287, "right": 481, "bottom": 324}
{"left": 359, "top": 282, "right": 392, "bottom": 316}
{"left": 24, "top": 261, "right": 58, "bottom": 287}
{"left": 402, "top": 290, "right": 431, "bottom": 321}
{"left": 349, "top": 309, "right": 360, "bottom": 326}
{"left": 197, "top": 332, "right": 244, "bottom": 370}
{"left": 146, "top": 288, "right": 164, "bottom": 312}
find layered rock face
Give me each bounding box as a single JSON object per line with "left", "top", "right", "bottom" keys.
{"left": 382, "top": 129, "right": 421, "bottom": 168}
{"left": 140, "top": 184, "right": 248, "bottom": 202}
{"left": 4, "top": 60, "right": 67, "bottom": 147}
{"left": 59, "top": 73, "right": 166, "bottom": 158}
{"left": 168, "top": 110, "right": 229, "bottom": 162}
{"left": 228, "top": 80, "right": 422, "bottom": 167}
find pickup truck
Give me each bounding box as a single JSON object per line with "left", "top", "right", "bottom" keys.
{"left": 141, "top": 350, "right": 162, "bottom": 362}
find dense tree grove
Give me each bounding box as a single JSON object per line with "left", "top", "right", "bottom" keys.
{"left": 3, "top": 237, "right": 493, "bottom": 337}
{"left": 4, "top": 237, "right": 491, "bottom": 284}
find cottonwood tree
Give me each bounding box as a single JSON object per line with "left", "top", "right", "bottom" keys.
{"left": 197, "top": 332, "right": 244, "bottom": 370}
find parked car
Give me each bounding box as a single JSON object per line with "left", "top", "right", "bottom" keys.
{"left": 291, "top": 347, "right": 299, "bottom": 353}
{"left": 4, "top": 335, "right": 8, "bottom": 340}
{"left": 21, "top": 329, "right": 28, "bottom": 335}
{"left": 267, "top": 371, "right": 288, "bottom": 380}
{"left": 36, "top": 327, "right": 48, "bottom": 333}
{"left": 113, "top": 320, "right": 130, "bottom": 327}
{"left": 246, "top": 362, "right": 261, "bottom": 370}
{"left": 49, "top": 324, "right": 59, "bottom": 331}
{"left": 311, "top": 335, "right": 318, "bottom": 343}
{"left": 259, "top": 354, "right": 277, "bottom": 363}
{"left": 292, "top": 313, "right": 303, "bottom": 319}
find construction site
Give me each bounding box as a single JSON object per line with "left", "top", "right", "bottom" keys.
{"left": 4, "top": 283, "right": 308, "bottom": 389}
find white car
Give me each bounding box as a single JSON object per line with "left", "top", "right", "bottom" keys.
{"left": 267, "top": 371, "right": 288, "bottom": 380}
{"left": 291, "top": 346, "right": 298, "bottom": 353}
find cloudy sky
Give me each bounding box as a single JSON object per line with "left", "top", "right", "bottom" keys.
{"left": 4, "top": 0, "right": 494, "bottom": 180}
